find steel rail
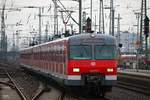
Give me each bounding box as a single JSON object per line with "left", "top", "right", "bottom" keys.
{"left": 0, "top": 81, "right": 15, "bottom": 88}
{"left": 1, "top": 63, "right": 45, "bottom": 100}
{"left": 31, "top": 81, "right": 49, "bottom": 100}
{"left": 5, "top": 70, "right": 27, "bottom": 100}
{"left": 117, "top": 81, "right": 150, "bottom": 95}
{"left": 117, "top": 72, "right": 150, "bottom": 95}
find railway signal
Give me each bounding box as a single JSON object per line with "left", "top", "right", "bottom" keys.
{"left": 144, "top": 16, "right": 149, "bottom": 37}
{"left": 86, "top": 17, "right": 92, "bottom": 33}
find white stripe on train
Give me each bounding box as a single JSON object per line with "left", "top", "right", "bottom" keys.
{"left": 105, "top": 75, "right": 117, "bottom": 80}
{"left": 67, "top": 75, "right": 81, "bottom": 80}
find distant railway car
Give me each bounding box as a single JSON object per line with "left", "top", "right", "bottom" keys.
{"left": 118, "top": 53, "right": 150, "bottom": 69}
{"left": 144, "top": 49, "right": 150, "bottom": 69}
{"left": 118, "top": 54, "right": 137, "bottom": 69}
{"left": 145, "top": 46, "right": 150, "bottom": 65}
{"left": 20, "top": 34, "right": 118, "bottom": 96}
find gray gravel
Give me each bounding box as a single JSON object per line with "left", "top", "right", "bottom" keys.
{"left": 37, "top": 85, "right": 150, "bottom": 100}
{"left": 106, "top": 87, "right": 150, "bottom": 100}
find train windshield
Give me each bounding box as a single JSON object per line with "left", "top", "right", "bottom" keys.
{"left": 95, "top": 45, "right": 116, "bottom": 60}
{"left": 69, "top": 45, "right": 92, "bottom": 60}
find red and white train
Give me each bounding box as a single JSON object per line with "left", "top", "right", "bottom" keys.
{"left": 20, "top": 34, "right": 118, "bottom": 96}
{"left": 118, "top": 53, "right": 150, "bottom": 69}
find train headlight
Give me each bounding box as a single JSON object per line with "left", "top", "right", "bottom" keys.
{"left": 91, "top": 34, "right": 95, "bottom": 38}
{"left": 73, "top": 68, "right": 80, "bottom": 72}
{"left": 107, "top": 68, "right": 113, "bottom": 72}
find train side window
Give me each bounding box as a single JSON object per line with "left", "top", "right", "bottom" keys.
{"left": 49, "top": 51, "right": 52, "bottom": 61}
{"left": 46, "top": 51, "right": 48, "bottom": 61}
{"left": 52, "top": 51, "right": 54, "bottom": 61}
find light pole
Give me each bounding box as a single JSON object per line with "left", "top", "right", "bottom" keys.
{"left": 115, "top": 14, "right": 122, "bottom": 44}
{"left": 72, "top": 0, "right": 82, "bottom": 34}
{"left": 39, "top": 7, "right": 42, "bottom": 44}
{"left": 52, "top": 0, "right": 58, "bottom": 35}
{"left": 109, "top": 0, "right": 114, "bottom": 36}
{"left": 99, "top": 0, "right": 105, "bottom": 34}
{"left": 90, "top": 0, "right": 92, "bottom": 30}
{"left": 133, "top": 12, "right": 140, "bottom": 71}
{"left": 79, "top": 0, "right": 82, "bottom": 34}
{"left": 104, "top": 0, "right": 116, "bottom": 36}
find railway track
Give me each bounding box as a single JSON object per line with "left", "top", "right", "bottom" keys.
{"left": 58, "top": 91, "right": 111, "bottom": 100}
{"left": 35, "top": 74, "right": 110, "bottom": 100}
{"left": 0, "top": 62, "right": 46, "bottom": 100}
{"left": 58, "top": 90, "right": 107, "bottom": 100}
{"left": 1, "top": 62, "right": 150, "bottom": 100}
{"left": 46, "top": 82, "right": 111, "bottom": 100}
{"left": 6, "top": 70, "right": 27, "bottom": 100}
{"left": 117, "top": 71, "right": 150, "bottom": 95}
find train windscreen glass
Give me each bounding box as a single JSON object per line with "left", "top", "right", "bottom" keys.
{"left": 70, "top": 45, "right": 92, "bottom": 60}
{"left": 94, "top": 45, "right": 116, "bottom": 60}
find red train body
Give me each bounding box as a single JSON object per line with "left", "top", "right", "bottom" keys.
{"left": 20, "top": 34, "right": 117, "bottom": 95}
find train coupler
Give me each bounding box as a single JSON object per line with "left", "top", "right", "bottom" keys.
{"left": 82, "top": 73, "right": 104, "bottom": 84}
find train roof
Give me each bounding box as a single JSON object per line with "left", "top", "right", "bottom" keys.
{"left": 69, "top": 33, "right": 115, "bottom": 40}
{"left": 20, "top": 33, "right": 116, "bottom": 51}
{"left": 68, "top": 33, "right": 116, "bottom": 45}
{"left": 20, "top": 36, "right": 69, "bottom": 51}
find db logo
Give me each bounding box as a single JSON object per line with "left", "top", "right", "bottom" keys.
{"left": 91, "top": 62, "right": 96, "bottom": 66}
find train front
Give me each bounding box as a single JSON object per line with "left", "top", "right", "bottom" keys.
{"left": 65, "top": 34, "right": 117, "bottom": 90}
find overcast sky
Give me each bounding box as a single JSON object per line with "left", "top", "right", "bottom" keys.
{"left": 1, "top": 0, "right": 150, "bottom": 33}
{"left": 0, "top": 0, "right": 150, "bottom": 49}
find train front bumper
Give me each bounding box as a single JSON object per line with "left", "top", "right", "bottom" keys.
{"left": 64, "top": 75, "right": 117, "bottom": 86}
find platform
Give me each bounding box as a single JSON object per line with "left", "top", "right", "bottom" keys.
{"left": 118, "top": 68, "right": 150, "bottom": 76}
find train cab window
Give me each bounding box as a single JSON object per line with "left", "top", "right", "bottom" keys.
{"left": 69, "top": 45, "right": 92, "bottom": 60}
{"left": 94, "top": 45, "right": 116, "bottom": 60}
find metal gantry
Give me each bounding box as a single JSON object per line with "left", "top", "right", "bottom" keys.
{"left": 79, "top": 0, "right": 82, "bottom": 34}
{"left": 140, "top": 0, "right": 146, "bottom": 53}
{"left": 109, "top": 0, "right": 115, "bottom": 36}
{"left": 140, "top": 0, "right": 149, "bottom": 62}
{"left": 115, "top": 14, "right": 122, "bottom": 45}
{"left": 52, "top": 0, "right": 59, "bottom": 35}
{"left": 90, "top": 0, "right": 92, "bottom": 31}
{"left": 60, "top": 10, "right": 74, "bottom": 34}
{"left": 99, "top": 0, "right": 105, "bottom": 34}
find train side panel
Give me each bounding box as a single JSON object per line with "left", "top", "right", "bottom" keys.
{"left": 21, "top": 39, "right": 69, "bottom": 84}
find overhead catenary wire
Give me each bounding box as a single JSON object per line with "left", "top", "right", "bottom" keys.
{"left": 57, "top": 0, "right": 79, "bottom": 26}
